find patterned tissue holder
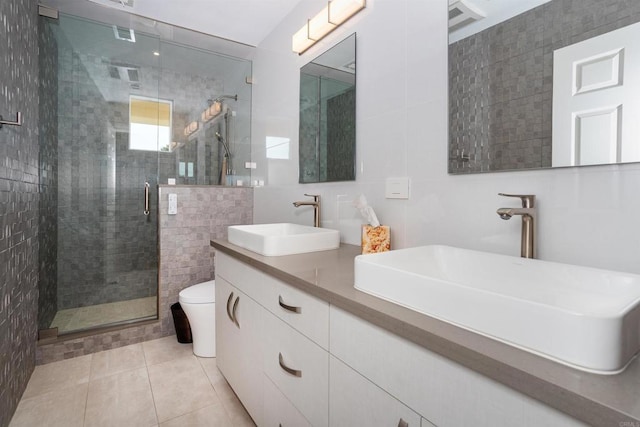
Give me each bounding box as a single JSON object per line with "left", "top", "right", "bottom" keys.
{"left": 361, "top": 225, "right": 391, "bottom": 254}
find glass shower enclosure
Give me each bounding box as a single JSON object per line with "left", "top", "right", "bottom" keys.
{"left": 38, "top": 11, "right": 252, "bottom": 336}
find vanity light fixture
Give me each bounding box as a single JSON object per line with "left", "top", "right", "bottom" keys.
{"left": 292, "top": 0, "right": 365, "bottom": 54}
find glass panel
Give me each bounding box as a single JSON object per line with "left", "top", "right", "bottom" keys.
{"left": 42, "top": 14, "right": 161, "bottom": 334}
{"left": 157, "top": 40, "right": 253, "bottom": 186}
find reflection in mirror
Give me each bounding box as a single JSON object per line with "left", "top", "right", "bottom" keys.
{"left": 299, "top": 33, "right": 356, "bottom": 183}
{"left": 448, "top": 0, "right": 640, "bottom": 174}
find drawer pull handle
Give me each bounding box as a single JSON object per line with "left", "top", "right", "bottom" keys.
{"left": 226, "top": 292, "right": 234, "bottom": 323}
{"left": 278, "top": 295, "right": 301, "bottom": 314}
{"left": 232, "top": 296, "right": 240, "bottom": 328}
{"left": 278, "top": 352, "right": 302, "bottom": 377}
{"left": 398, "top": 418, "right": 409, "bottom": 427}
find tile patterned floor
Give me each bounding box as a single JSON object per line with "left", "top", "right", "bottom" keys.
{"left": 50, "top": 297, "right": 157, "bottom": 333}
{"left": 10, "top": 337, "right": 255, "bottom": 427}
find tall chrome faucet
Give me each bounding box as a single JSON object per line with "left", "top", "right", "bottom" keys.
{"left": 293, "top": 194, "right": 321, "bottom": 227}
{"left": 496, "top": 193, "right": 536, "bottom": 259}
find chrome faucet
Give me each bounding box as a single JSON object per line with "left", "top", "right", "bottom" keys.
{"left": 497, "top": 193, "right": 536, "bottom": 259}
{"left": 293, "top": 194, "right": 321, "bottom": 227}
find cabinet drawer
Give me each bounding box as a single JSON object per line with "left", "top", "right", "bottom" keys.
{"left": 263, "top": 374, "right": 312, "bottom": 427}
{"left": 330, "top": 355, "right": 421, "bottom": 427}
{"left": 265, "top": 278, "right": 329, "bottom": 349}
{"left": 216, "top": 251, "right": 329, "bottom": 349}
{"left": 216, "top": 252, "right": 275, "bottom": 305}
{"left": 263, "top": 311, "right": 329, "bottom": 427}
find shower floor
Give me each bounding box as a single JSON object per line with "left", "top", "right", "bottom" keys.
{"left": 50, "top": 296, "right": 157, "bottom": 334}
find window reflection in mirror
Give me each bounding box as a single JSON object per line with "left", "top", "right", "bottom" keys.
{"left": 299, "top": 33, "right": 356, "bottom": 183}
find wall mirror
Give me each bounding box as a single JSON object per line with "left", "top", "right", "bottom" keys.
{"left": 448, "top": 0, "right": 640, "bottom": 174}
{"left": 299, "top": 33, "right": 356, "bottom": 183}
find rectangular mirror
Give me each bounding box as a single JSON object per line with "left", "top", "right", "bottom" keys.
{"left": 448, "top": 0, "right": 640, "bottom": 174}
{"left": 299, "top": 33, "right": 356, "bottom": 183}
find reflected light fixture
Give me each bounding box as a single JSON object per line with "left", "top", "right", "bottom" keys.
{"left": 184, "top": 120, "right": 199, "bottom": 137}
{"left": 201, "top": 101, "right": 222, "bottom": 123}
{"left": 292, "top": 0, "right": 365, "bottom": 55}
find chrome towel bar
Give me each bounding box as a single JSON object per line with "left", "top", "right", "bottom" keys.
{"left": 0, "top": 112, "right": 22, "bottom": 129}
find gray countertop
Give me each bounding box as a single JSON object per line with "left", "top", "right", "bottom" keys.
{"left": 211, "top": 240, "right": 640, "bottom": 426}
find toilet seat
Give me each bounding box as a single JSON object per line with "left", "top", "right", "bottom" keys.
{"left": 179, "top": 280, "right": 215, "bottom": 304}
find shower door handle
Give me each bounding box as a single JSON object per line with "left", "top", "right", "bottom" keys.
{"left": 143, "top": 182, "right": 150, "bottom": 216}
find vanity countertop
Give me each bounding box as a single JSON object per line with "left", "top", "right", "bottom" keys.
{"left": 211, "top": 240, "right": 640, "bottom": 426}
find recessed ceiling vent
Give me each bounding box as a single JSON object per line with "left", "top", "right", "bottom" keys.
{"left": 106, "top": 62, "right": 140, "bottom": 83}
{"left": 113, "top": 25, "right": 136, "bottom": 42}
{"left": 448, "top": 0, "right": 485, "bottom": 32}
{"left": 107, "top": 0, "right": 134, "bottom": 7}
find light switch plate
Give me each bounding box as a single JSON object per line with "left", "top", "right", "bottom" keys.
{"left": 168, "top": 193, "right": 177, "bottom": 215}
{"left": 385, "top": 177, "right": 410, "bottom": 199}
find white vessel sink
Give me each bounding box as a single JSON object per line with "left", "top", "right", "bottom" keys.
{"left": 354, "top": 245, "right": 640, "bottom": 374}
{"left": 228, "top": 223, "right": 340, "bottom": 256}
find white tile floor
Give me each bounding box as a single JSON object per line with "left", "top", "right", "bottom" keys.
{"left": 10, "top": 337, "right": 255, "bottom": 427}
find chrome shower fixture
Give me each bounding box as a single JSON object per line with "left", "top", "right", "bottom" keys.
{"left": 208, "top": 94, "right": 238, "bottom": 105}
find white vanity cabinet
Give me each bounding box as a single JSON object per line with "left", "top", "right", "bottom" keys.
{"left": 214, "top": 276, "right": 264, "bottom": 425}
{"left": 329, "top": 355, "right": 421, "bottom": 427}
{"left": 263, "top": 374, "right": 312, "bottom": 427}
{"left": 216, "top": 251, "right": 584, "bottom": 427}
{"left": 215, "top": 252, "right": 329, "bottom": 426}
{"left": 329, "top": 306, "right": 586, "bottom": 427}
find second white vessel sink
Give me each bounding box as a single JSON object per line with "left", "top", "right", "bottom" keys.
{"left": 228, "top": 223, "right": 340, "bottom": 256}
{"left": 354, "top": 245, "right": 640, "bottom": 374}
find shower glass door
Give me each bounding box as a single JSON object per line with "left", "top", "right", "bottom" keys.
{"left": 45, "top": 14, "right": 161, "bottom": 333}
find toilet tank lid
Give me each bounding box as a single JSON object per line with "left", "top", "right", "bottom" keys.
{"left": 179, "top": 280, "right": 215, "bottom": 304}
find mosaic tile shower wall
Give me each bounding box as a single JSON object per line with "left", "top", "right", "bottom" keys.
{"left": 326, "top": 88, "right": 355, "bottom": 181}
{"left": 448, "top": 0, "right": 640, "bottom": 173}
{"left": 299, "top": 75, "right": 355, "bottom": 182}
{"left": 0, "top": 0, "right": 40, "bottom": 425}
{"left": 36, "top": 186, "right": 253, "bottom": 364}
{"left": 37, "top": 17, "right": 59, "bottom": 330}
{"left": 54, "top": 31, "right": 124, "bottom": 309}
{"left": 299, "top": 73, "right": 320, "bottom": 182}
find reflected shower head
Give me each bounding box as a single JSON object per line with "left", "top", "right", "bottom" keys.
{"left": 209, "top": 94, "right": 238, "bottom": 105}
{"left": 215, "top": 131, "right": 231, "bottom": 158}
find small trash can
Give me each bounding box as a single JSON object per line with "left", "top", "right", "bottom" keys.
{"left": 170, "top": 302, "right": 193, "bottom": 343}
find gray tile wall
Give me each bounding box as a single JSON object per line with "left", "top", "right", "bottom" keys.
{"left": 55, "top": 33, "right": 117, "bottom": 309}
{"left": 449, "top": 0, "right": 640, "bottom": 173}
{"left": 326, "top": 88, "right": 355, "bottom": 181}
{"left": 0, "top": 0, "right": 40, "bottom": 425}
{"left": 36, "top": 186, "right": 253, "bottom": 364}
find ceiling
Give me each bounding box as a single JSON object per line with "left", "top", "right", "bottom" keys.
{"left": 84, "top": 0, "right": 302, "bottom": 47}
{"left": 449, "top": 0, "right": 552, "bottom": 43}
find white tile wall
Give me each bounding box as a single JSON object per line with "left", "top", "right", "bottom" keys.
{"left": 251, "top": 0, "right": 640, "bottom": 274}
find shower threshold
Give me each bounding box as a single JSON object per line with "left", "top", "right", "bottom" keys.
{"left": 50, "top": 296, "right": 157, "bottom": 335}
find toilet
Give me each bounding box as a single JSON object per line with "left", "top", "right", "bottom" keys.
{"left": 178, "top": 280, "right": 216, "bottom": 357}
